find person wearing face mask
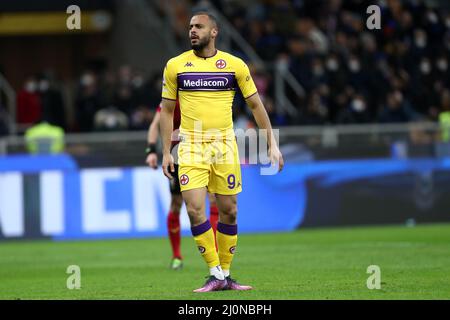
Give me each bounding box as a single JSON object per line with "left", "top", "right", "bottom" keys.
{"left": 347, "top": 55, "right": 369, "bottom": 93}
{"left": 379, "top": 90, "right": 417, "bottom": 123}
{"left": 38, "top": 75, "right": 66, "bottom": 130}
{"left": 410, "top": 29, "right": 430, "bottom": 62}
{"left": 336, "top": 94, "right": 371, "bottom": 124}
{"left": 419, "top": 58, "right": 432, "bottom": 76}
{"left": 16, "top": 76, "right": 42, "bottom": 129}
{"left": 298, "top": 91, "right": 328, "bottom": 125}
{"left": 409, "top": 57, "right": 438, "bottom": 115}
{"left": 326, "top": 55, "right": 339, "bottom": 72}
{"left": 129, "top": 72, "right": 161, "bottom": 130}
{"left": 435, "top": 56, "right": 449, "bottom": 87}
{"left": 75, "top": 71, "right": 104, "bottom": 132}
{"left": 325, "top": 53, "right": 348, "bottom": 120}
{"left": 413, "top": 29, "right": 427, "bottom": 50}
{"left": 308, "top": 58, "right": 327, "bottom": 90}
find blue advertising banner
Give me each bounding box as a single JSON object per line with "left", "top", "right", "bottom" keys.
{"left": 1, "top": 155, "right": 450, "bottom": 240}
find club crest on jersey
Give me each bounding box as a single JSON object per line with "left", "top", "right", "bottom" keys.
{"left": 198, "top": 246, "right": 206, "bottom": 254}
{"left": 216, "top": 59, "right": 227, "bottom": 69}
{"left": 180, "top": 174, "right": 189, "bottom": 185}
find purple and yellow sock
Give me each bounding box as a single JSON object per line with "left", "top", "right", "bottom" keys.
{"left": 191, "top": 220, "right": 221, "bottom": 268}
{"left": 217, "top": 222, "right": 238, "bottom": 272}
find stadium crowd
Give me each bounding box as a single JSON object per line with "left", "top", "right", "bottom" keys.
{"left": 0, "top": 0, "right": 449, "bottom": 136}
{"left": 209, "top": 0, "right": 450, "bottom": 126}
{"left": 1, "top": 66, "right": 163, "bottom": 135}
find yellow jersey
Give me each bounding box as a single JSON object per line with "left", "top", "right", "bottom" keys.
{"left": 162, "top": 49, "right": 257, "bottom": 141}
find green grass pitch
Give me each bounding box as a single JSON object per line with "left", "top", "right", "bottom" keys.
{"left": 1, "top": 223, "right": 449, "bottom": 300}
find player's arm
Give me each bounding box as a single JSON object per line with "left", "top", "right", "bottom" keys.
{"left": 160, "top": 59, "right": 178, "bottom": 179}
{"left": 236, "top": 59, "right": 284, "bottom": 172}
{"left": 145, "top": 109, "right": 161, "bottom": 169}
{"left": 160, "top": 99, "right": 176, "bottom": 179}
{"left": 246, "top": 93, "right": 284, "bottom": 172}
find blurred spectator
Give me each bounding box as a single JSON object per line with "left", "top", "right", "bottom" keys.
{"left": 256, "top": 20, "right": 286, "bottom": 61}
{"left": 219, "top": 0, "right": 450, "bottom": 125}
{"left": 434, "top": 55, "right": 449, "bottom": 88}
{"left": 6, "top": 0, "right": 450, "bottom": 131}
{"left": 24, "top": 116, "right": 65, "bottom": 154}
{"left": 287, "top": 37, "right": 313, "bottom": 91}
{"left": 130, "top": 106, "right": 155, "bottom": 130}
{"left": 113, "top": 65, "right": 136, "bottom": 116}
{"left": 38, "top": 74, "right": 66, "bottom": 130}
{"left": 378, "top": 90, "right": 417, "bottom": 123}
{"left": 346, "top": 54, "right": 369, "bottom": 96}
{"left": 94, "top": 106, "right": 129, "bottom": 131}
{"left": 137, "top": 74, "right": 165, "bottom": 111}
{"left": 16, "top": 76, "right": 42, "bottom": 128}
{"left": 100, "top": 69, "right": 118, "bottom": 106}
{"left": 130, "top": 72, "right": 160, "bottom": 130}
{"left": 298, "top": 91, "right": 328, "bottom": 125}
{"left": 75, "top": 71, "right": 104, "bottom": 132}
{"left": 308, "top": 57, "right": 328, "bottom": 90}
{"left": 336, "top": 94, "right": 371, "bottom": 124}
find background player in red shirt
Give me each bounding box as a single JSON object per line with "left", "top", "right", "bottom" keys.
{"left": 145, "top": 100, "right": 219, "bottom": 270}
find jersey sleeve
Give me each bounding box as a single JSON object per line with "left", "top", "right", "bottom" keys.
{"left": 161, "top": 59, "right": 178, "bottom": 100}
{"left": 235, "top": 59, "right": 258, "bottom": 99}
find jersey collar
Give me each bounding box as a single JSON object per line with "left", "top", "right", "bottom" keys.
{"left": 193, "top": 49, "right": 218, "bottom": 59}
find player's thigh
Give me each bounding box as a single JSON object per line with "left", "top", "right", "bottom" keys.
{"left": 178, "top": 163, "right": 210, "bottom": 194}
{"left": 178, "top": 141, "right": 211, "bottom": 192}
{"left": 178, "top": 140, "right": 207, "bottom": 168}
{"left": 208, "top": 140, "right": 242, "bottom": 195}
{"left": 182, "top": 187, "right": 208, "bottom": 225}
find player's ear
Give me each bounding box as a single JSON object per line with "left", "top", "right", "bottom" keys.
{"left": 211, "top": 28, "right": 218, "bottom": 37}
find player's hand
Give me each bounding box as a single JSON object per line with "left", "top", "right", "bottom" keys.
{"left": 269, "top": 145, "right": 284, "bottom": 172}
{"left": 162, "top": 153, "right": 175, "bottom": 179}
{"left": 146, "top": 153, "right": 158, "bottom": 169}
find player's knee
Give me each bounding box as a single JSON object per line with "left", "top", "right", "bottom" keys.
{"left": 170, "top": 203, "right": 181, "bottom": 214}
{"left": 219, "top": 206, "right": 237, "bottom": 224}
{"left": 170, "top": 195, "right": 183, "bottom": 213}
{"left": 186, "top": 202, "right": 204, "bottom": 223}
{"left": 186, "top": 202, "right": 201, "bottom": 214}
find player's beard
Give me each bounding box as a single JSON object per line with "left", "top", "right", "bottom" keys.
{"left": 191, "top": 35, "right": 211, "bottom": 51}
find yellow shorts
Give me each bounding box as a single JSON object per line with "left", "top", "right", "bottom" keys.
{"left": 177, "top": 139, "right": 242, "bottom": 195}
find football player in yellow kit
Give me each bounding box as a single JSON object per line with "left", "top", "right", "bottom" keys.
{"left": 160, "top": 12, "right": 284, "bottom": 292}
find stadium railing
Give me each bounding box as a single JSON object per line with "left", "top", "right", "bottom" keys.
{"left": 0, "top": 73, "right": 17, "bottom": 135}
{"left": 1, "top": 121, "right": 448, "bottom": 167}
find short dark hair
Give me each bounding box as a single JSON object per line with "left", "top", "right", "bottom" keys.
{"left": 192, "top": 11, "right": 218, "bottom": 29}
